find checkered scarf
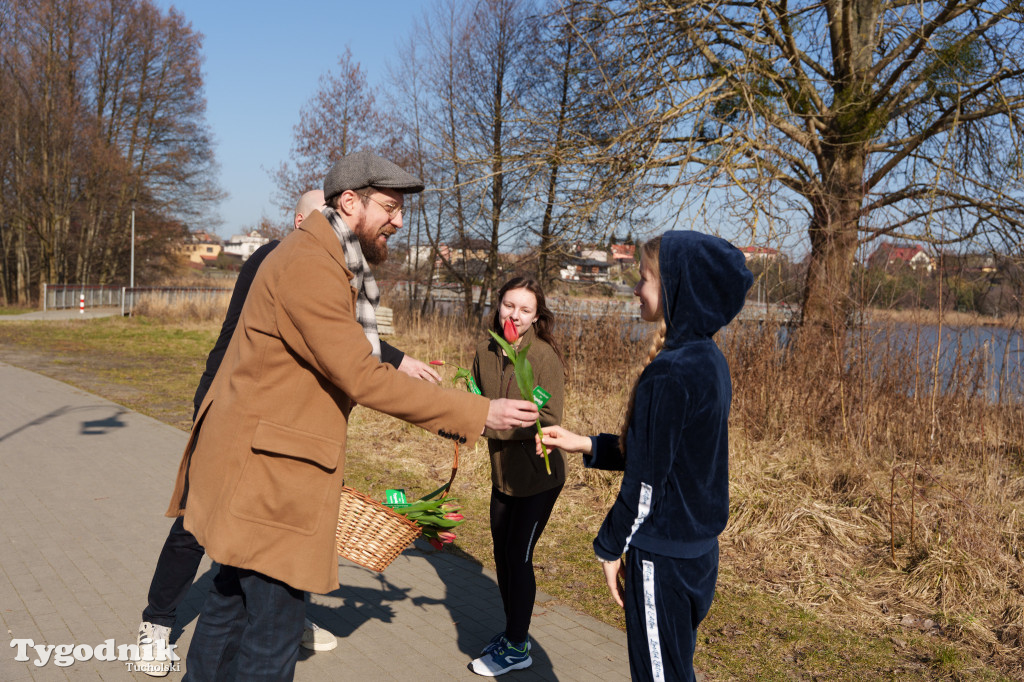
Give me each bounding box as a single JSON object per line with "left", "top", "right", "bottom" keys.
{"left": 321, "top": 206, "right": 381, "bottom": 358}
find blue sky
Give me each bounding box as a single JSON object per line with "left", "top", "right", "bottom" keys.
{"left": 154, "top": 0, "right": 426, "bottom": 238}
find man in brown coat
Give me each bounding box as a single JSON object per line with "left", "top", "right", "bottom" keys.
{"left": 168, "top": 152, "right": 538, "bottom": 681}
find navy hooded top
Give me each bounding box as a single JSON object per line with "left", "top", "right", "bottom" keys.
{"left": 587, "top": 230, "right": 753, "bottom": 560}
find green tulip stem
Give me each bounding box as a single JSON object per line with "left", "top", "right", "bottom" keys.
{"left": 535, "top": 419, "right": 551, "bottom": 475}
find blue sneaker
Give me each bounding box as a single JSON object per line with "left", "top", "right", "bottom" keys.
{"left": 480, "top": 632, "right": 531, "bottom": 656}
{"left": 470, "top": 636, "right": 532, "bottom": 676}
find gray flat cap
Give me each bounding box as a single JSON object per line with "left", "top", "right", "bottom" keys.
{"left": 323, "top": 151, "right": 424, "bottom": 200}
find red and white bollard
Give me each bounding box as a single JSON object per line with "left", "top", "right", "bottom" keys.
{"left": 79, "top": 293, "right": 85, "bottom": 314}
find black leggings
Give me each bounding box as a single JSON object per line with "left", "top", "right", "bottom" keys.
{"left": 489, "top": 485, "right": 563, "bottom": 643}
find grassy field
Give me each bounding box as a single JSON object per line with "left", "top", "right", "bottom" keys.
{"left": 0, "top": 298, "right": 1021, "bottom": 681}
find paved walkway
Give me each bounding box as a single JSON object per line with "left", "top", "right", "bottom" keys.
{"left": 0, "top": 361, "right": 629, "bottom": 681}
{"left": 0, "top": 307, "right": 122, "bottom": 322}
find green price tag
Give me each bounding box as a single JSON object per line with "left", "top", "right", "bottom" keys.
{"left": 532, "top": 386, "right": 551, "bottom": 409}
{"left": 465, "top": 376, "right": 482, "bottom": 395}
{"left": 385, "top": 489, "right": 408, "bottom": 508}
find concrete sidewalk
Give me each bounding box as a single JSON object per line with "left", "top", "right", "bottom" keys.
{"left": 0, "top": 361, "right": 629, "bottom": 681}
{"left": 0, "top": 307, "right": 122, "bottom": 322}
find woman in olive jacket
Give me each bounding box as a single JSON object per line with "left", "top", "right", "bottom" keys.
{"left": 470, "top": 276, "right": 566, "bottom": 676}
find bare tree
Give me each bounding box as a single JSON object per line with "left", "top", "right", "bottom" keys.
{"left": 565, "top": 0, "right": 1024, "bottom": 332}
{"left": 395, "top": 0, "right": 542, "bottom": 317}
{"left": 86, "top": 1, "right": 221, "bottom": 284}
{"left": 269, "top": 47, "right": 383, "bottom": 212}
{"left": 517, "top": 3, "right": 625, "bottom": 286}
{"left": 412, "top": 0, "right": 482, "bottom": 314}
{"left": 0, "top": 0, "right": 220, "bottom": 304}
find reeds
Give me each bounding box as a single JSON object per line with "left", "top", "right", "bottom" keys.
{"left": 130, "top": 290, "right": 232, "bottom": 324}
{"left": 720, "top": 319, "right": 1023, "bottom": 671}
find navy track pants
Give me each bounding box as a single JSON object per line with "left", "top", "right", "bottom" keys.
{"left": 622, "top": 544, "right": 718, "bottom": 682}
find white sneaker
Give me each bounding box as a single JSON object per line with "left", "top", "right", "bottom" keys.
{"left": 301, "top": 618, "right": 337, "bottom": 651}
{"left": 470, "top": 636, "right": 532, "bottom": 676}
{"left": 136, "top": 621, "right": 173, "bottom": 677}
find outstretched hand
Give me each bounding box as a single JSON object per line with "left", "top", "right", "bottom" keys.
{"left": 537, "top": 425, "right": 591, "bottom": 455}
{"left": 397, "top": 355, "right": 442, "bottom": 383}
{"left": 485, "top": 398, "right": 539, "bottom": 432}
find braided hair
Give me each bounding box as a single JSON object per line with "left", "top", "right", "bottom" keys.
{"left": 619, "top": 236, "right": 665, "bottom": 454}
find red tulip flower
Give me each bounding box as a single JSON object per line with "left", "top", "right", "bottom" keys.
{"left": 443, "top": 513, "right": 464, "bottom": 521}
{"left": 503, "top": 317, "right": 520, "bottom": 343}
{"left": 428, "top": 538, "right": 444, "bottom": 550}
{"left": 429, "top": 360, "right": 445, "bottom": 366}
{"left": 437, "top": 531, "right": 457, "bottom": 544}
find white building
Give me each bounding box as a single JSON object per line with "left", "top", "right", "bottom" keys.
{"left": 222, "top": 230, "right": 270, "bottom": 261}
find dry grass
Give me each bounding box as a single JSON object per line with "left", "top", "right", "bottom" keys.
{"left": 131, "top": 291, "right": 232, "bottom": 324}
{"left": 720, "top": 321, "right": 1024, "bottom": 676}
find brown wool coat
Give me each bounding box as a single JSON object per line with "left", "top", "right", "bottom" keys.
{"left": 166, "top": 211, "right": 488, "bottom": 595}
{"left": 472, "top": 325, "right": 566, "bottom": 496}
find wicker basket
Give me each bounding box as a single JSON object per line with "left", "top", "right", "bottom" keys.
{"left": 335, "top": 485, "right": 423, "bottom": 572}
{"left": 336, "top": 443, "right": 459, "bottom": 572}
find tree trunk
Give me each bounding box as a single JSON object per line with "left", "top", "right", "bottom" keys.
{"left": 801, "top": 199, "right": 860, "bottom": 331}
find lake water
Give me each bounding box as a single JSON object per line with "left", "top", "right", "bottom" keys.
{"left": 403, "top": 289, "right": 1023, "bottom": 403}
{"left": 719, "top": 320, "right": 1024, "bottom": 403}
{"left": 858, "top": 322, "right": 1023, "bottom": 403}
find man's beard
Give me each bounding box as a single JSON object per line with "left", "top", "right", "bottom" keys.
{"left": 357, "top": 229, "right": 389, "bottom": 265}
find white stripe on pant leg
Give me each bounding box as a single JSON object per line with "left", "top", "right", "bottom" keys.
{"left": 642, "top": 559, "right": 665, "bottom": 682}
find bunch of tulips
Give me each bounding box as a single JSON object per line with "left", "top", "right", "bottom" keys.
{"left": 386, "top": 485, "right": 465, "bottom": 551}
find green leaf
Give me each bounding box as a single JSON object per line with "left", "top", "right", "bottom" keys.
{"left": 514, "top": 343, "right": 535, "bottom": 402}
{"left": 417, "top": 483, "right": 451, "bottom": 502}
{"left": 487, "top": 329, "right": 518, "bottom": 364}
{"left": 420, "top": 516, "right": 462, "bottom": 528}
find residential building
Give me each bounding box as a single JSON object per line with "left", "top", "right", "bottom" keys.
{"left": 867, "top": 242, "right": 935, "bottom": 273}
{"left": 610, "top": 243, "right": 636, "bottom": 266}
{"left": 560, "top": 257, "right": 610, "bottom": 283}
{"left": 738, "top": 245, "right": 782, "bottom": 262}
{"left": 939, "top": 252, "right": 998, "bottom": 274}
{"left": 178, "top": 230, "right": 222, "bottom": 266}
{"left": 222, "top": 230, "right": 270, "bottom": 261}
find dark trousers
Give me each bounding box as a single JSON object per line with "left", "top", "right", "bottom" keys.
{"left": 183, "top": 565, "right": 305, "bottom": 682}
{"left": 623, "top": 545, "right": 718, "bottom": 682}
{"left": 142, "top": 516, "right": 206, "bottom": 627}
{"left": 489, "top": 485, "right": 562, "bottom": 644}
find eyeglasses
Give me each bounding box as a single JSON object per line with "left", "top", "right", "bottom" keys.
{"left": 358, "top": 192, "right": 403, "bottom": 220}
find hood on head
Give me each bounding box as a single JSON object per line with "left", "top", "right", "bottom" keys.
{"left": 658, "top": 231, "right": 754, "bottom": 345}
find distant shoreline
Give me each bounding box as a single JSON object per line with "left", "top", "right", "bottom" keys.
{"left": 864, "top": 307, "right": 1022, "bottom": 329}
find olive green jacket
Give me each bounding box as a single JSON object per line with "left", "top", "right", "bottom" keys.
{"left": 472, "top": 325, "right": 566, "bottom": 496}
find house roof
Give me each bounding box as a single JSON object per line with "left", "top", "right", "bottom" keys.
{"left": 610, "top": 244, "right": 635, "bottom": 260}
{"left": 871, "top": 242, "right": 929, "bottom": 263}
{"left": 738, "top": 246, "right": 779, "bottom": 255}
{"left": 187, "top": 230, "right": 221, "bottom": 244}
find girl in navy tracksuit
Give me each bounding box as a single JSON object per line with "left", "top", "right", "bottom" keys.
{"left": 541, "top": 230, "right": 752, "bottom": 681}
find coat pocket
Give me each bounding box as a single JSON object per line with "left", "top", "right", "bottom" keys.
{"left": 229, "top": 420, "right": 343, "bottom": 535}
